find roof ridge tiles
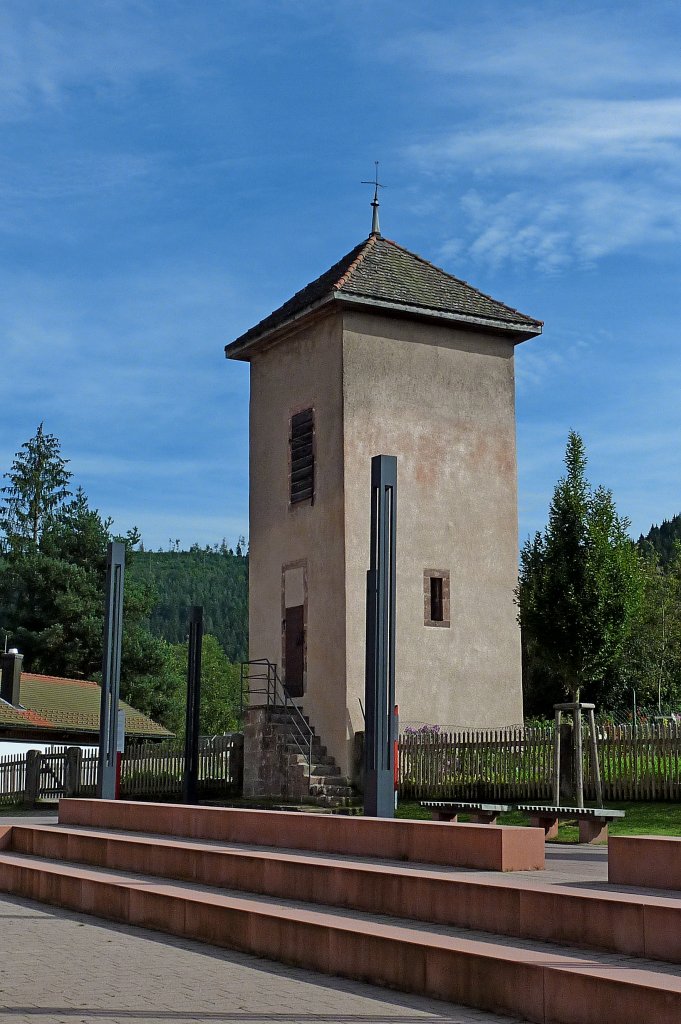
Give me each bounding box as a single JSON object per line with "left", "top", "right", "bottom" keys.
{"left": 22, "top": 672, "right": 98, "bottom": 687}
{"left": 333, "top": 234, "right": 376, "bottom": 290}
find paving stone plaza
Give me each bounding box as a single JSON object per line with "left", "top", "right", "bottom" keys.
{"left": 0, "top": 883, "right": 510, "bottom": 1024}
{"left": 1, "top": 808, "right": 680, "bottom": 1023}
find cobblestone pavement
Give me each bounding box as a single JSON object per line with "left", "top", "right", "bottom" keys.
{"left": 0, "top": 892, "right": 524, "bottom": 1024}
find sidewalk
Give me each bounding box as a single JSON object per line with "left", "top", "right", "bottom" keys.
{"left": 0, "top": 890, "right": 520, "bottom": 1024}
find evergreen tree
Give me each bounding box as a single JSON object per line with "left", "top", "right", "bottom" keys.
{"left": 0, "top": 424, "right": 71, "bottom": 548}
{"left": 0, "top": 429, "right": 184, "bottom": 727}
{"left": 518, "top": 431, "right": 644, "bottom": 709}
{"left": 129, "top": 542, "right": 248, "bottom": 662}
{"left": 639, "top": 513, "right": 681, "bottom": 568}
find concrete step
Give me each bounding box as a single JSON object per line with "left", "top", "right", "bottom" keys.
{"left": 6, "top": 823, "right": 680, "bottom": 966}
{"left": 267, "top": 710, "right": 312, "bottom": 728}
{"left": 288, "top": 756, "right": 339, "bottom": 774}
{"left": 270, "top": 723, "right": 319, "bottom": 742}
{"left": 309, "top": 771, "right": 345, "bottom": 784}
{"left": 58, "top": 798, "right": 545, "bottom": 871}
{"left": 313, "top": 794, "right": 365, "bottom": 809}
{"left": 309, "top": 772, "right": 350, "bottom": 785}
{"left": 1, "top": 848, "right": 680, "bottom": 1024}
{"left": 278, "top": 732, "right": 327, "bottom": 755}
{"left": 309, "top": 784, "right": 355, "bottom": 799}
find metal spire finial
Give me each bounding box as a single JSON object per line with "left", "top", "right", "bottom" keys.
{"left": 362, "top": 161, "right": 384, "bottom": 237}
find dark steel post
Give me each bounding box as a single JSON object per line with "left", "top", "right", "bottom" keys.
{"left": 183, "top": 605, "right": 203, "bottom": 805}
{"left": 364, "top": 454, "right": 397, "bottom": 818}
{"left": 97, "top": 541, "right": 126, "bottom": 799}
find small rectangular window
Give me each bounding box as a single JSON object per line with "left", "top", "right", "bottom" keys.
{"left": 430, "top": 576, "right": 444, "bottom": 622}
{"left": 290, "top": 408, "right": 314, "bottom": 505}
{"left": 424, "top": 569, "right": 450, "bottom": 627}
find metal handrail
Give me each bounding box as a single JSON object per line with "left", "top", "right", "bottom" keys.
{"left": 240, "top": 659, "right": 314, "bottom": 787}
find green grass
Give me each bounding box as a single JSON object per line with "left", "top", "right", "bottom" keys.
{"left": 396, "top": 800, "right": 681, "bottom": 843}
{"left": 0, "top": 805, "right": 58, "bottom": 817}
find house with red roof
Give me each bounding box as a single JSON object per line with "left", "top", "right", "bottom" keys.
{"left": 0, "top": 651, "right": 171, "bottom": 749}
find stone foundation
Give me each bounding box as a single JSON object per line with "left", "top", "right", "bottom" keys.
{"left": 242, "top": 706, "right": 307, "bottom": 801}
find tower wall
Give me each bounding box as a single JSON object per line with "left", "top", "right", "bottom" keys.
{"left": 342, "top": 309, "right": 523, "bottom": 743}
{"left": 248, "top": 310, "right": 349, "bottom": 771}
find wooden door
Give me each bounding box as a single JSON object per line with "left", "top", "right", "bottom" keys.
{"left": 284, "top": 604, "right": 305, "bottom": 697}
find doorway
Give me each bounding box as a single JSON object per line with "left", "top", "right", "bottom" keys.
{"left": 284, "top": 605, "right": 305, "bottom": 697}
{"left": 282, "top": 562, "right": 307, "bottom": 698}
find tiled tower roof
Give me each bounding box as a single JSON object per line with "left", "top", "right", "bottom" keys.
{"left": 226, "top": 234, "right": 542, "bottom": 358}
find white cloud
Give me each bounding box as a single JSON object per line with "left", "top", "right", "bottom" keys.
{"left": 438, "top": 177, "right": 681, "bottom": 273}
{"left": 382, "top": 12, "right": 681, "bottom": 96}
{"left": 0, "top": 1, "right": 198, "bottom": 121}
{"left": 408, "top": 98, "right": 681, "bottom": 175}
{"left": 388, "top": 9, "right": 681, "bottom": 273}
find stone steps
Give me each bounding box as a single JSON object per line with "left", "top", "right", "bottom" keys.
{"left": 263, "top": 705, "right": 357, "bottom": 807}
{"left": 289, "top": 757, "right": 340, "bottom": 775}
{"left": 58, "top": 798, "right": 546, "bottom": 869}
{"left": 6, "top": 822, "right": 681, "bottom": 963}
{"left": 1, "top": 822, "right": 681, "bottom": 1023}
{"left": 10, "top": 819, "right": 679, "bottom": 962}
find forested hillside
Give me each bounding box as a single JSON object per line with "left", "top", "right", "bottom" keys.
{"left": 640, "top": 514, "right": 681, "bottom": 566}
{"left": 129, "top": 543, "right": 248, "bottom": 663}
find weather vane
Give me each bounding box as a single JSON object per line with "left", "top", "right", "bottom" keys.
{"left": 362, "top": 161, "right": 385, "bottom": 237}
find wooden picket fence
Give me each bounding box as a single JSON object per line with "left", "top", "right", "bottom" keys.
{"left": 399, "top": 726, "right": 554, "bottom": 802}
{"left": 0, "top": 734, "right": 244, "bottom": 805}
{"left": 119, "top": 735, "right": 244, "bottom": 800}
{"left": 0, "top": 752, "right": 27, "bottom": 806}
{"left": 399, "top": 721, "right": 681, "bottom": 802}
{"left": 584, "top": 721, "right": 681, "bottom": 801}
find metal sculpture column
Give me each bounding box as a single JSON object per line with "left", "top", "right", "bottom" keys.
{"left": 183, "top": 605, "right": 203, "bottom": 804}
{"left": 364, "top": 455, "right": 397, "bottom": 817}
{"left": 97, "top": 541, "right": 125, "bottom": 799}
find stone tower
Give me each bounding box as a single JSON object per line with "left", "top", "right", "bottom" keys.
{"left": 226, "top": 232, "right": 542, "bottom": 775}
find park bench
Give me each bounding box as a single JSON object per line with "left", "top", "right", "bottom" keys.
{"left": 421, "top": 801, "right": 513, "bottom": 824}
{"left": 514, "top": 804, "right": 625, "bottom": 845}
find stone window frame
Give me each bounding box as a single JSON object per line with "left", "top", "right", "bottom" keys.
{"left": 423, "top": 569, "right": 450, "bottom": 628}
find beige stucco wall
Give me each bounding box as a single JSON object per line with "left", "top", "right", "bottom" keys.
{"left": 248, "top": 310, "right": 349, "bottom": 770}
{"left": 342, "top": 309, "right": 523, "bottom": 748}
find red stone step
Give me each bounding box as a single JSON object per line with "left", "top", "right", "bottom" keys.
{"left": 609, "top": 835, "right": 681, "bottom": 891}
{"left": 0, "top": 849, "right": 679, "bottom": 1024}
{"left": 58, "top": 798, "right": 545, "bottom": 871}
{"left": 7, "top": 823, "right": 681, "bottom": 965}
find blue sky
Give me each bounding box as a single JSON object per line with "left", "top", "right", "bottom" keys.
{"left": 1, "top": 1, "right": 680, "bottom": 550}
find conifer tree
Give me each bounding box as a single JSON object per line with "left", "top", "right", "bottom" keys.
{"left": 0, "top": 423, "right": 71, "bottom": 547}
{"left": 518, "top": 431, "right": 644, "bottom": 706}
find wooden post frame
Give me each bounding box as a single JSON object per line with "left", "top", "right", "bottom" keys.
{"left": 554, "top": 701, "right": 601, "bottom": 808}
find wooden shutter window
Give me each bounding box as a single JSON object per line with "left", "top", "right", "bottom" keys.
{"left": 290, "top": 408, "right": 314, "bottom": 504}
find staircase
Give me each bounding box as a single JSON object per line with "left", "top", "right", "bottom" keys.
{"left": 267, "top": 705, "right": 359, "bottom": 809}
{"left": 242, "top": 659, "right": 360, "bottom": 809}
{"left": 1, "top": 803, "right": 680, "bottom": 1023}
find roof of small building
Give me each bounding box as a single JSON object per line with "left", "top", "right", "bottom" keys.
{"left": 0, "top": 673, "right": 172, "bottom": 738}
{"left": 226, "top": 234, "right": 543, "bottom": 358}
